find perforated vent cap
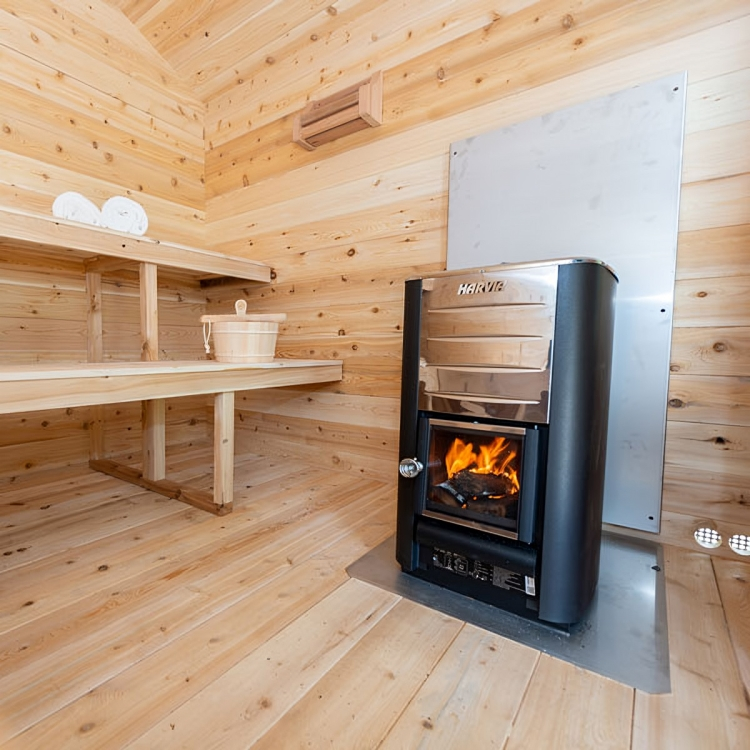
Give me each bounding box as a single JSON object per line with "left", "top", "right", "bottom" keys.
{"left": 694, "top": 527, "right": 722, "bottom": 549}
{"left": 728, "top": 534, "right": 750, "bottom": 556}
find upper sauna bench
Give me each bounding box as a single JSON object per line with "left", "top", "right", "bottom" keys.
{"left": 0, "top": 206, "right": 271, "bottom": 281}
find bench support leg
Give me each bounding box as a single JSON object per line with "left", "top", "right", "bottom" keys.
{"left": 142, "top": 399, "right": 166, "bottom": 480}
{"left": 213, "top": 391, "right": 235, "bottom": 510}
{"left": 139, "top": 262, "right": 167, "bottom": 481}
{"left": 85, "top": 269, "right": 105, "bottom": 460}
{"left": 89, "top": 390, "right": 236, "bottom": 516}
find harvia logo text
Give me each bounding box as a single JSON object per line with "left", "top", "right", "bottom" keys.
{"left": 457, "top": 280, "right": 505, "bottom": 295}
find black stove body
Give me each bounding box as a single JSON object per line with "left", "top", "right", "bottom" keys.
{"left": 396, "top": 259, "right": 617, "bottom": 626}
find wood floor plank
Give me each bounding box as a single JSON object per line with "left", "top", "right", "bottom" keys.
{"left": 0, "top": 488, "right": 182, "bottom": 574}
{"left": 0, "top": 465, "right": 346, "bottom": 633}
{"left": 505, "top": 655, "right": 633, "bottom": 750}
{"left": 2, "top": 562, "right": 352, "bottom": 749}
{"left": 632, "top": 546, "right": 750, "bottom": 750}
{"left": 0, "top": 466, "right": 109, "bottom": 514}
{"left": 0, "top": 489, "right": 395, "bottom": 747}
{"left": 0, "top": 480, "right": 393, "bottom": 738}
{"left": 713, "top": 555, "right": 750, "bottom": 707}
{"left": 247, "top": 598, "right": 464, "bottom": 750}
{"left": 127, "top": 579, "right": 401, "bottom": 749}
{"left": 379, "top": 623, "right": 539, "bottom": 749}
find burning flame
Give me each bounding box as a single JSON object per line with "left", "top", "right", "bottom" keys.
{"left": 445, "top": 436, "right": 520, "bottom": 492}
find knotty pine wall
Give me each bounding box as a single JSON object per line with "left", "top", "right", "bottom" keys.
{"left": 204, "top": 1, "right": 749, "bottom": 553}
{"left": 0, "top": 1, "right": 209, "bottom": 483}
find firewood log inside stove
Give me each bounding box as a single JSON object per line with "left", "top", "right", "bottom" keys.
{"left": 437, "top": 469, "right": 518, "bottom": 507}
{"left": 447, "top": 469, "right": 516, "bottom": 498}
{"left": 429, "top": 486, "right": 463, "bottom": 508}
{"left": 437, "top": 469, "right": 518, "bottom": 515}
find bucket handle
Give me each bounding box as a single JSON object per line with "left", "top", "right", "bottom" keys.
{"left": 202, "top": 320, "right": 212, "bottom": 354}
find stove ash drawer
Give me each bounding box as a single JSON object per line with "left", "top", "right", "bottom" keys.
{"left": 423, "top": 335, "right": 551, "bottom": 370}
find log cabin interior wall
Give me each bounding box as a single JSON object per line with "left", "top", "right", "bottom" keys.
{"left": 0, "top": 0, "right": 747, "bottom": 555}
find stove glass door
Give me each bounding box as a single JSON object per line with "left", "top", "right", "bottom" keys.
{"left": 423, "top": 418, "right": 525, "bottom": 538}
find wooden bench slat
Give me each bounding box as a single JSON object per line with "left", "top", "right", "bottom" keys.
{"left": 0, "top": 207, "right": 270, "bottom": 282}
{"left": 0, "top": 360, "right": 343, "bottom": 414}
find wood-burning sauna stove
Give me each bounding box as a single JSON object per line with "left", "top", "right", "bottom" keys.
{"left": 396, "top": 259, "right": 617, "bottom": 626}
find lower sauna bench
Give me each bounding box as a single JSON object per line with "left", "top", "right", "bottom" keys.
{"left": 0, "top": 359, "right": 343, "bottom": 515}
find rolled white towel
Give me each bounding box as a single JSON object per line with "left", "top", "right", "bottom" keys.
{"left": 100, "top": 196, "right": 149, "bottom": 236}
{"left": 51, "top": 192, "right": 102, "bottom": 226}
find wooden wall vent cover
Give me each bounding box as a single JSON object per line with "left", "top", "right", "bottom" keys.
{"left": 293, "top": 71, "right": 382, "bottom": 150}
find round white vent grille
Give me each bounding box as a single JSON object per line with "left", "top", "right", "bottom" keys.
{"left": 728, "top": 534, "right": 750, "bottom": 556}
{"left": 694, "top": 527, "right": 722, "bottom": 549}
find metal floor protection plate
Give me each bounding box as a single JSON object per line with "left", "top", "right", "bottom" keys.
{"left": 346, "top": 531, "right": 670, "bottom": 694}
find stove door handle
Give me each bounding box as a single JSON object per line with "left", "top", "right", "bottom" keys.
{"left": 399, "top": 458, "right": 424, "bottom": 479}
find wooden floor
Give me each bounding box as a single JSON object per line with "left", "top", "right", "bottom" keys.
{"left": 0, "top": 445, "right": 747, "bottom": 749}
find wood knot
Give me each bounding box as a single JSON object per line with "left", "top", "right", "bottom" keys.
{"left": 561, "top": 14, "right": 574, "bottom": 29}
{"left": 436, "top": 67, "right": 446, "bottom": 81}
{"left": 326, "top": 5, "right": 337, "bottom": 14}
{"left": 713, "top": 342, "right": 727, "bottom": 352}
{"left": 668, "top": 398, "right": 684, "bottom": 408}
{"left": 696, "top": 291, "right": 708, "bottom": 298}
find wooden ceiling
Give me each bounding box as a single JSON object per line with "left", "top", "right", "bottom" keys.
{"left": 104, "top": 0, "right": 344, "bottom": 103}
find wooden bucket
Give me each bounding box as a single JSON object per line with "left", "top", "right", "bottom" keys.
{"left": 201, "top": 300, "right": 286, "bottom": 363}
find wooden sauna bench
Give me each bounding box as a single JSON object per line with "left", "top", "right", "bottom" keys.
{"left": 0, "top": 207, "right": 343, "bottom": 515}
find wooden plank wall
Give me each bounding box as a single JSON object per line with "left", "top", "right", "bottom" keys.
{"left": 203, "top": 0, "right": 750, "bottom": 553}
{"left": 0, "top": 1, "right": 210, "bottom": 482}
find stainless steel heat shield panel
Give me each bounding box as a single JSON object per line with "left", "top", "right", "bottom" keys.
{"left": 446, "top": 73, "right": 687, "bottom": 532}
